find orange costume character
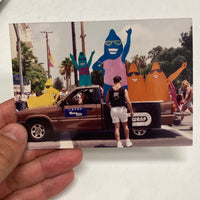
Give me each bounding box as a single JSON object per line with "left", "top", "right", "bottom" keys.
{"left": 146, "top": 62, "right": 187, "bottom": 101}
{"left": 127, "top": 63, "right": 147, "bottom": 101}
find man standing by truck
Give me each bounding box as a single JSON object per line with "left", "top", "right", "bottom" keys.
{"left": 106, "top": 76, "right": 134, "bottom": 148}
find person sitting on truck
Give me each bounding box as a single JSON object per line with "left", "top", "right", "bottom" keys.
{"left": 82, "top": 90, "right": 93, "bottom": 104}
{"left": 106, "top": 76, "right": 134, "bottom": 148}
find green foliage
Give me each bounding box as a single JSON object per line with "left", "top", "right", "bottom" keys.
{"left": 61, "top": 57, "right": 74, "bottom": 77}
{"left": 25, "top": 64, "right": 47, "bottom": 94}
{"left": 12, "top": 58, "right": 19, "bottom": 75}
{"left": 53, "top": 77, "right": 63, "bottom": 91}
{"left": 131, "top": 55, "right": 147, "bottom": 69}
{"left": 179, "top": 26, "right": 192, "bottom": 51}
{"left": 147, "top": 46, "right": 163, "bottom": 61}
{"left": 144, "top": 26, "right": 193, "bottom": 88}
{"left": 12, "top": 42, "right": 47, "bottom": 94}
{"left": 20, "top": 42, "right": 37, "bottom": 76}
{"left": 140, "top": 64, "right": 151, "bottom": 79}
{"left": 60, "top": 57, "right": 74, "bottom": 90}
{"left": 91, "top": 70, "right": 104, "bottom": 87}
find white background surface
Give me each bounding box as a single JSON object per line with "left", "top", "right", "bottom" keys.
{"left": 0, "top": 0, "right": 200, "bottom": 199}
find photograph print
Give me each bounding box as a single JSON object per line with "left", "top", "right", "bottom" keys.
{"left": 9, "top": 18, "right": 193, "bottom": 149}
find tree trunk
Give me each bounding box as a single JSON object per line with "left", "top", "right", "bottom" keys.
{"left": 65, "top": 67, "right": 69, "bottom": 90}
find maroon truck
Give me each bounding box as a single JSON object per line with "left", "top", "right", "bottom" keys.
{"left": 16, "top": 85, "right": 175, "bottom": 142}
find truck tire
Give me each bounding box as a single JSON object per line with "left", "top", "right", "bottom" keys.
{"left": 130, "top": 128, "right": 148, "bottom": 138}
{"left": 26, "top": 119, "right": 53, "bottom": 142}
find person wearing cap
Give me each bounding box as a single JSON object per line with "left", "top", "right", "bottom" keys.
{"left": 106, "top": 76, "right": 134, "bottom": 148}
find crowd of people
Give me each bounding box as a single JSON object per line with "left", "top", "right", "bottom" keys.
{"left": 180, "top": 80, "right": 193, "bottom": 120}
{"left": 173, "top": 80, "right": 193, "bottom": 115}
{"left": 168, "top": 79, "right": 193, "bottom": 124}
{"left": 14, "top": 90, "right": 38, "bottom": 111}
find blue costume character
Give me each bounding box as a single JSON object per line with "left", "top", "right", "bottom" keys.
{"left": 92, "top": 28, "right": 132, "bottom": 100}
{"left": 70, "top": 51, "right": 95, "bottom": 86}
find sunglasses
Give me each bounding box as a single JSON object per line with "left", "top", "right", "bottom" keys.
{"left": 105, "top": 40, "right": 122, "bottom": 46}
{"left": 127, "top": 72, "right": 140, "bottom": 77}
{"left": 150, "top": 69, "right": 162, "bottom": 74}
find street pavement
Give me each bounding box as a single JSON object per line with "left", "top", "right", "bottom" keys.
{"left": 170, "top": 113, "right": 193, "bottom": 135}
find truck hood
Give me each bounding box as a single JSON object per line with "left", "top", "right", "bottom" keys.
{"left": 16, "top": 105, "right": 58, "bottom": 122}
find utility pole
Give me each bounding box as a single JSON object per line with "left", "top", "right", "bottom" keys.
{"left": 13, "top": 23, "right": 24, "bottom": 95}
{"left": 41, "top": 31, "right": 53, "bottom": 78}
{"left": 80, "top": 22, "right": 86, "bottom": 55}
{"left": 71, "top": 22, "right": 78, "bottom": 86}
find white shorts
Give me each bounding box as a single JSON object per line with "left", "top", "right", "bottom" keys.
{"left": 110, "top": 106, "right": 128, "bottom": 123}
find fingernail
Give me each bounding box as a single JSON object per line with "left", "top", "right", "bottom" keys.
{"left": 3, "top": 130, "right": 26, "bottom": 144}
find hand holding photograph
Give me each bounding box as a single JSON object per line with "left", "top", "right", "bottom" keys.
{"left": 9, "top": 18, "right": 193, "bottom": 149}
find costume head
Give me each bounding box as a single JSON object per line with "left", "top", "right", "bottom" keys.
{"left": 127, "top": 63, "right": 146, "bottom": 101}
{"left": 148, "top": 62, "right": 166, "bottom": 80}
{"left": 78, "top": 52, "right": 87, "bottom": 68}
{"left": 146, "top": 62, "right": 169, "bottom": 101}
{"left": 44, "top": 78, "right": 53, "bottom": 90}
{"left": 127, "top": 63, "right": 142, "bottom": 83}
{"left": 104, "top": 29, "right": 123, "bottom": 59}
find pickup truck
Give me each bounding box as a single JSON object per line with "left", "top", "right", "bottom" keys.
{"left": 16, "top": 85, "right": 175, "bottom": 142}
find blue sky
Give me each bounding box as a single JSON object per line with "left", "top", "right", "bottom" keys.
{"left": 28, "top": 18, "right": 192, "bottom": 86}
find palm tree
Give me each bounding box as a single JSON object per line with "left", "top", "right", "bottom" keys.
{"left": 60, "top": 57, "right": 74, "bottom": 91}
{"left": 20, "top": 42, "right": 37, "bottom": 76}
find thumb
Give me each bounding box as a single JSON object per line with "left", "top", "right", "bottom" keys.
{"left": 0, "top": 123, "right": 27, "bottom": 183}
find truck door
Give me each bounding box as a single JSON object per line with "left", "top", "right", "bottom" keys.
{"left": 57, "top": 88, "right": 102, "bottom": 132}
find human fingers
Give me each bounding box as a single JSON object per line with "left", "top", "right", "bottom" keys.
{"left": 5, "top": 170, "right": 74, "bottom": 200}
{"left": 0, "top": 149, "right": 82, "bottom": 199}
{"left": 20, "top": 149, "right": 56, "bottom": 164}
{"left": 0, "top": 123, "right": 27, "bottom": 182}
{"left": 0, "top": 99, "right": 16, "bottom": 129}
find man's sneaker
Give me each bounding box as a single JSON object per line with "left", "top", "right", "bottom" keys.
{"left": 125, "top": 139, "right": 133, "bottom": 147}
{"left": 117, "top": 141, "right": 124, "bottom": 148}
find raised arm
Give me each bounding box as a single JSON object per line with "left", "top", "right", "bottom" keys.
{"left": 168, "top": 62, "right": 187, "bottom": 82}
{"left": 121, "top": 28, "right": 132, "bottom": 63}
{"left": 87, "top": 51, "right": 95, "bottom": 68}
{"left": 70, "top": 53, "right": 79, "bottom": 71}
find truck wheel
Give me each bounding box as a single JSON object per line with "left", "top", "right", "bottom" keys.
{"left": 27, "top": 120, "right": 52, "bottom": 142}
{"left": 131, "top": 128, "right": 147, "bottom": 138}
